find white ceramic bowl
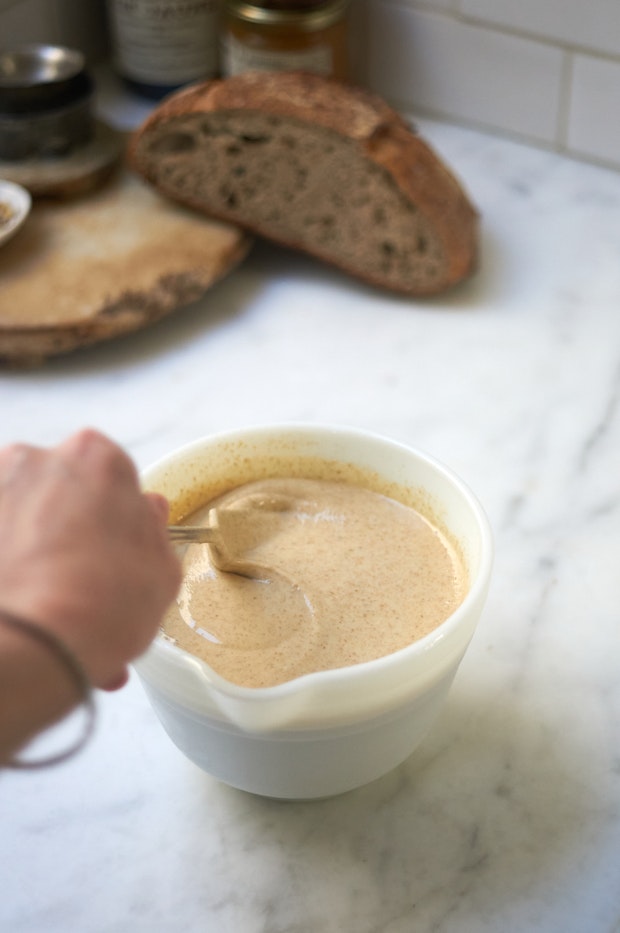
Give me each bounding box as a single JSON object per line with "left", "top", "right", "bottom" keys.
{"left": 0, "top": 179, "right": 31, "bottom": 247}
{"left": 136, "top": 424, "right": 493, "bottom": 799}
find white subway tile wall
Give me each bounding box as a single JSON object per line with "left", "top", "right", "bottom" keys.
{"left": 0, "top": 0, "right": 618, "bottom": 170}
{"left": 0, "top": 0, "right": 60, "bottom": 46}
{"left": 356, "top": 0, "right": 620, "bottom": 170}
{"left": 460, "top": 0, "right": 620, "bottom": 60}
{"left": 567, "top": 54, "right": 620, "bottom": 167}
{"left": 362, "top": 6, "right": 565, "bottom": 143}
{"left": 0, "top": 0, "right": 108, "bottom": 63}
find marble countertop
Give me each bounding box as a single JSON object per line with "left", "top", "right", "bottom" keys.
{"left": 1, "top": 78, "right": 620, "bottom": 932}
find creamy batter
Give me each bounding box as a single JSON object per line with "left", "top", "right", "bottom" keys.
{"left": 162, "top": 478, "right": 468, "bottom": 688}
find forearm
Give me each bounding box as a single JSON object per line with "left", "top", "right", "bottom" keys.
{"left": 0, "top": 612, "right": 84, "bottom": 766}
{"left": 0, "top": 431, "right": 181, "bottom": 765}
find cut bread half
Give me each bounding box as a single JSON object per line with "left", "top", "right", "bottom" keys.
{"left": 129, "top": 72, "right": 479, "bottom": 296}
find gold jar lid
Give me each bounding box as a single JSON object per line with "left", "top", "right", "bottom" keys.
{"left": 224, "top": 0, "right": 350, "bottom": 31}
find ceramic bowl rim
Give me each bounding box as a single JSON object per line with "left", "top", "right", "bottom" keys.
{"left": 141, "top": 422, "right": 494, "bottom": 704}
{"left": 0, "top": 179, "right": 31, "bottom": 246}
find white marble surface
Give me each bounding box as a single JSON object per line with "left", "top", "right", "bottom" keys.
{"left": 1, "top": 90, "right": 620, "bottom": 932}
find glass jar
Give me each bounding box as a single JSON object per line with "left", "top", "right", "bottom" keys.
{"left": 221, "top": 0, "right": 351, "bottom": 81}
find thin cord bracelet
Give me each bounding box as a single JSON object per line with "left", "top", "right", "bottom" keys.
{"left": 0, "top": 610, "right": 96, "bottom": 769}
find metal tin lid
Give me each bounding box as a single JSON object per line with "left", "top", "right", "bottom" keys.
{"left": 0, "top": 44, "right": 92, "bottom": 115}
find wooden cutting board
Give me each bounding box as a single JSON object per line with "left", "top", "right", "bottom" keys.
{"left": 0, "top": 166, "right": 252, "bottom": 365}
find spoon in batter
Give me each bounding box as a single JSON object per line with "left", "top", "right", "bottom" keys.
{"left": 168, "top": 522, "right": 219, "bottom": 546}
{"left": 167, "top": 489, "right": 294, "bottom": 577}
{"left": 168, "top": 514, "right": 257, "bottom": 577}
{"left": 167, "top": 486, "right": 317, "bottom": 657}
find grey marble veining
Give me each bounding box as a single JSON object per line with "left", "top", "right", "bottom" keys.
{"left": 0, "top": 100, "right": 619, "bottom": 932}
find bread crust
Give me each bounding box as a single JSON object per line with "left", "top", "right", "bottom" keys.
{"left": 129, "top": 72, "right": 479, "bottom": 295}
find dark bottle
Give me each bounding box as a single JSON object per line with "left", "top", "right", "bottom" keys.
{"left": 107, "top": 0, "right": 220, "bottom": 100}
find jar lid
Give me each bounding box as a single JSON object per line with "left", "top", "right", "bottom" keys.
{"left": 225, "top": 0, "right": 350, "bottom": 28}
{"left": 241, "top": 1, "right": 336, "bottom": 8}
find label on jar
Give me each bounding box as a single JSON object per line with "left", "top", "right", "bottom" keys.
{"left": 222, "top": 33, "right": 333, "bottom": 77}
{"left": 108, "top": 0, "right": 219, "bottom": 85}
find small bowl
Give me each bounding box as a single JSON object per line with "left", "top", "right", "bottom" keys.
{"left": 0, "top": 178, "right": 31, "bottom": 246}
{"left": 136, "top": 424, "right": 493, "bottom": 799}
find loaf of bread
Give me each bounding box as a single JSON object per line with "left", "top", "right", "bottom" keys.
{"left": 129, "top": 72, "right": 479, "bottom": 296}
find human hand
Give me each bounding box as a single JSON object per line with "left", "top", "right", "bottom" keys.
{"left": 0, "top": 429, "right": 181, "bottom": 691}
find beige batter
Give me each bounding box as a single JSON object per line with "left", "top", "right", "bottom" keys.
{"left": 163, "top": 478, "right": 468, "bottom": 688}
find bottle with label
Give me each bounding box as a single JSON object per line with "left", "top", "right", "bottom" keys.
{"left": 221, "top": 0, "right": 351, "bottom": 81}
{"left": 107, "top": 0, "right": 220, "bottom": 99}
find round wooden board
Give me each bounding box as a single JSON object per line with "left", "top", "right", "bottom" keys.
{"left": 0, "top": 167, "right": 252, "bottom": 365}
